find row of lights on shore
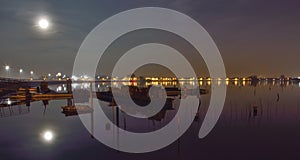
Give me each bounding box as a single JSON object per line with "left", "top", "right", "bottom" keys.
{"left": 3, "top": 65, "right": 299, "bottom": 82}
{"left": 0, "top": 66, "right": 253, "bottom": 81}
{"left": 4, "top": 65, "right": 34, "bottom": 76}
{"left": 2, "top": 65, "right": 68, "bottom": 80}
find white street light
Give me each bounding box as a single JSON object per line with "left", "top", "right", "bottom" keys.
{"left": 5, "top": 65, "right": 10, "bottom": 71}
{"left": 30, "top": 71, "right": 34, "bottom": 75}
{"left": 19, "top": 69, "right": 24, "bottom": 80}
{"left": 4, "top": 65, "right": 10, "bottom": 78}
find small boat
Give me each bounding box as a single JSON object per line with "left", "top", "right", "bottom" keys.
{"left": 61, "top": 105, "right": 93, "bottom": 117}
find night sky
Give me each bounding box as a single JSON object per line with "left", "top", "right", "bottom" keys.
{"left": 0, "top": 0, "right": 300, "bottom": 78}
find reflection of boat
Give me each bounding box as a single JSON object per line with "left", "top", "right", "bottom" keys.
{"left": 165, "top": 87, "right": 208, "bottom": 96}
{"left": 9, "top": 93, "right": 73, "bottom": 101}
{"left": 0, "top": 100, "right": 30, "bottom": 118}
{"left": 97, "top": 91, "right": 174, "bottom": 107}
{"left": 61, "top": 105, "right": 93, "bottom": 117}
{"left": 148, "top": 107, "right": 175, "bottom": 122}
{"left": 96, "top": 86, "right": 206, "bottom": 106}
{"left": 0, "top": 89, "right": 15, "bottom": 98}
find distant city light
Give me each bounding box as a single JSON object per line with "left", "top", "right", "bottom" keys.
{"left": 71, "top": 75, "right": 78, "bottom": 81}
{"left": 56, "top": 72, "right": 62, "bottom": 77}
{"left": 19, "top": 69, "right": 23, "bottom": 73}
{"left": 30, "top": 71, "right": 34, "bottom": 75}
{"left": 48, "top": 73, "right": 51, "bottom": 77}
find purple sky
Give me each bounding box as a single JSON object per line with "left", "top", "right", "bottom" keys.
{"left": 0, "top": 0, "right": 300, "bottom": 78}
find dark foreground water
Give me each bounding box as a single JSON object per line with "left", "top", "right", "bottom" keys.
{"left": 1, "top": 81, "right": 300, "bottom": 160}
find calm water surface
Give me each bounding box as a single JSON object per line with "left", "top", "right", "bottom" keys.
{"left": 1, "top": 82, "right": 300, "bottom": 160}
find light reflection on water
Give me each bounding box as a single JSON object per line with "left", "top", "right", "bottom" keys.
{"left": 48, "top": 79, "right": 299, "bottom": 93}
{"left": 1, "top": 81, "right": 300, "bottom": 159}
{"left": 42, "top": 130, "right": 54, "bottom": 143}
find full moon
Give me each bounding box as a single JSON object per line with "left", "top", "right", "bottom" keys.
{"left": 43, "top": 130, "right": 54, "bottom": 142}
{"left": 38, "top": 19, "right": 49, "bottom": 29}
